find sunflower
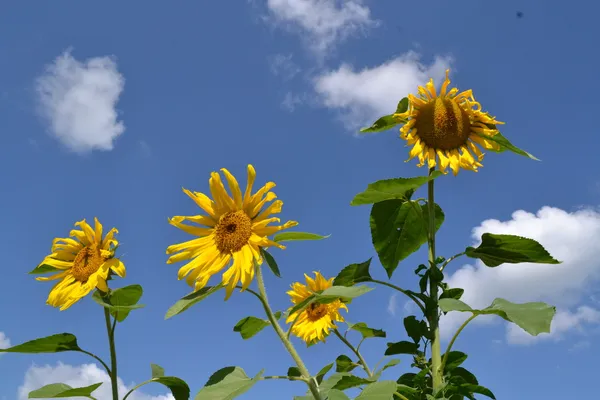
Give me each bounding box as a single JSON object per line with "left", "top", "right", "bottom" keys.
{"left": 286, "top": 272, "right": 347, "bottom": 344}
{"left": 394, "top": 69, "right": 505, "bottom": 175}
{"left": 35, "top": 218, "right": 126, "bottom": 311}
{"left": 166, "top": 164, "right": 298, "bottom": 299}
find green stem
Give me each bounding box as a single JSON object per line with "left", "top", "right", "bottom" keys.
{"left": 78, "top": 349, "right": 111, "bottom": 377}
{"left": 426, "top": 167, "right": 443, "bottom": 392}
{"left": 261, "top": 375, "right": 308, "bottom": 382}
{"left": 370, "top": 279, "right": 426, "bottom": 315}
{"left": 440, "top": 314, "right": 477, "bottom": 373}
{"left": 440, "top": 252, "right": 466, "bottom": 272}
{"left": 255, "top": 264, "right": 323, "bottom": 400}
{"left": 122, "top": 380, "right": 151, "bottom": 400}
{"left": 333, "top": 330, "right": 373, "bottom": 378}
{"left": 104, "top": 308, "right": 119, "bottom": 400}
{"left": 395, "top": 392, "right": 410, "bottom": 400}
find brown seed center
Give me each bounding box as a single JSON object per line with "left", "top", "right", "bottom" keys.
{"left": 71, "top": 244, "right": 105, "bottom": 282}
{"left": 414, "top": 97, "right": 472, "bottom": 150}
{"left": 215, "top": 210, "right": 253, "bottom": 253}
{"left": 306, "top": 303, "right": 328, "bottom": 321}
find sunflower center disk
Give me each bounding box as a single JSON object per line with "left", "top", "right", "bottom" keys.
{"left": 72, "top": 244, "right": 105, "bottom": 282}
{"left": 215, "top": 210, "right": 253, "bottom": 253}
{"left": 306, "top": 303, "right": 328, "bottom": 322}
{"left": 414, "top": 97, "right": 472, "bottom": 150}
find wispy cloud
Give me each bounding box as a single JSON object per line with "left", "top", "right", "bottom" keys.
{"left": 269, "top": 53, "right": 301, "bottom": 80}
{"left": 265, "top": 0, "right": 377, "bottom": 56}
{"left": 387, "top": 293, "right": 397, "bottom": 317}
{"left": 0, "top": 332, "right": 10, "bottom": 356}
{"left": 36, "top": 49, "right": 125, "bottom": 154}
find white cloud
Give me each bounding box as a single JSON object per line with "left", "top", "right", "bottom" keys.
{"left": 387, "top": 294, "right": 397, "bottom": 317}
{"left": 0, "top": 332, "right": 10, "bottom": 356}
{"left": 441, "top": 206, "right": 600, "bottom": 344}
{"left": 18, "top": 363, "right": 174, "bottom": 400}
{"left": 36, "top": 49, "right": 125, "bottom": 154}
{"left": 506, "top": 306, "right": 600, "bottom": 345}
{"left": 269, "top": 53, "right": 301, "bottom": 80}
{"left": 265, "top": 0, "right": 376, "bottom": 55}
{"left": 313, "top": 52, "right": 452, "bottom": 129}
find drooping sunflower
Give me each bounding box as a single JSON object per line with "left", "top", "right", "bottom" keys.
{"left": 394, "top": 69, "right": 505, "bottom": 175}
{"left": 166, "top": 164, "right": 298, "bottom": 299}
{"left": 34, "top": 218, "right": 126, "bottom": 311}
{"left": 286, "top": 272, "right": 347, "bottom": 344}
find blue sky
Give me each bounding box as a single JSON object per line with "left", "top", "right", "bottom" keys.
{"left": 1, "top": 0, "right": 600, "bottom": 399}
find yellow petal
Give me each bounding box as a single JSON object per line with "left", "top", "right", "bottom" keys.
{"left": 105, "top": 258, "right": 126, "bottom": 278}
{"left": 94, "top": 218, "right": 103, "bottom": 243}
{"left": 182, "top": 188, "right": 217, "bottom": 219}
{"left": 221, "top": 168, "right": 243, "bottom": 209}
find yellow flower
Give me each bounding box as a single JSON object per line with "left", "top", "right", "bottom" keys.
{"left": 286, "top": 272, "right": 347, "bottom": 344}
{"left": 166, "top": 164, "right": 298, "bottom": 299}
{"left": 395, "top": 69, "right": 505, "bottom": 175}
{"left": 35, "top": 218, "right": 126, "bottom": 311}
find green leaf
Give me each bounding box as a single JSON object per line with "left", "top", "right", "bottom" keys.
{"left": 151, "top": 377, "right": 191, "bottom": 400}
{"left": 288, "top": 367, "right": 302, "bottom": 378}
{"left": 233, "top": 316, "right": 270, "bottom": 340}
{"left": 0, "top": 333, "right": 81, "bottom": 353}
{"left": 151, "top": 363, "right": 165, "bottom": 378}
{"left": 260, "top": 248, "right": 281, "bottom": 278}
{"left": 335, "top": 355, "right": 357, "bottom": 373}
{"left": 439, "top": 297, "right": 556, "bottom": 336}
{"left": 28, "top": 264, "right": 63, "bottom": 275}
{"left": 448, "top": 367, "right": 478, "bottom": 385}
{"left": 92, "top": 285, "right": 145, "bottom": 322}
{"left": 370, "top": 200, "right": 444, "bottom": 278}
{"left": 356, "top": 381, "right": 398, "bottom": 399}
{"left": 333, "top": 259, "right": 373, "bottom": 287}
{"left": 333, "top": 375, "right": 373, "bottom": 390}
{"left": 465, "top": 233, "right": 560, "bottom": 267}
{"left": 327, "top": 389, "right": 351, "bottom": 400}
{"left": 273, "top": 232, "right": 329, "bottom": 243}
{"left": 359, "top": 115, "right": 401, "bottom": 134}
{"left": 28, "top": 383, "right": 102, "bottom": 399}
{"left": 396, "top": 98, "right": 409, "bottom": 114}
{"left": 461, "top": 384, "right": 496, "bottom": 399}
{"left": 377, "top": 359, "right": 401, "bottom": 374}
{"left": 403, "top": 316, "right": 428, "bottom": 343}
{"left": 442, "top": 351, "right": 468, "bottom": 371}
{"left": 351, "top": 173, "right": 443, "bottom": 205}
{"left": 288, "top": 285, "right": 373, "bottom": 316}
{"left": 385, "top": 341, "right": 419, "bottom": 356}
{"left": 316, "top": 363, "right": 334, "bottom": 384}
{"left": 165, "top": 284, "right": 224, "bottom": 320}
{"left": 196, "top": 366, "right": 262, "bottom": 400}
{"left": 475, "top": 130, "right": 539, "bottom": 161}
{"left": 348, "top": 322, "right": 386, "bottom": 339}
{"left": 440, "top": 288, "right": 464, "bottom": 301}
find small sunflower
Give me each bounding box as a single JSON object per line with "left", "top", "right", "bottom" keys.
{"left": 166, "top": 164, "right": 298, "bottom": 299}
{"left": 286, "top": 272, "right": 347, "bottom": 344}
{"left": 395, "top": 69, "right": 504, "bottom": 175}
{"left": 35, "top": 218, "right": 126, "bottom": 311}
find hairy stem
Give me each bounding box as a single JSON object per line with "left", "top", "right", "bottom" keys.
{"left": 333, "top": 329, "right": 373, "bottom": 378}
{"left": 440, "top": 314, "right": 477, "bottom": 373}
{"left": 104, "top": 308, "right": 119, "bottom": 400}
{"left": 255, "top": 264, "right": 323, "bottom": 400}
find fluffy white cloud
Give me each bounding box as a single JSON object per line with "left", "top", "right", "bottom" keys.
{"left": 313, "top": 52, "right": 452, "bottom": 129}
{"left": 266, "top": 0, "right": 376, "bottom": 54}
{"left": 0, "top": 332, "right": 10, "bottom": 355}
{"left": 36, "top": 50, "right": 125, "bottom": 154}
{"left": 18, "top": 363, "right": 173, "bottom": 400}
{"left": 441, "top": 206, "right": 600, "bottom": 344}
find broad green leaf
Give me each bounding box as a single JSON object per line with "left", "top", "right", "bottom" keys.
{"left": 151, "top": 363, "right": 165, "bottom": 378}
{"left": 327, "top": 389, "right": 351, "bottom": 400}
{"left": 439, "top": 298, "right": 556, "bottom": 336}
{"left": 196, "top": 366, "right": 262, "bottom": 400}
{"left": 448, "top": 367, "right": 478, "bottom": 385}
{"left": 28, "top": 264, "right": 62, "bottom": 275}
{"left": 356, "top": 381, "right": 398, "bottom": 399}
{"left": 165, "top": 284, "right": 223, "bottom": 320}
{"left": 0, "top": 333, "right": 81, "bottom": 353}
{"left": 273, "top": 232, "right": 329, "bottom": 243}
{"left": 396, "top": 98, "right": 409, "bottom": 114}
{"left": 260, "top": 248, "right": 281, "bottom": 278}
{"left": 403, "top": 316, "right": 428, "bottom": 343}
{"left": 370, "top": 200, "right": 444, "bottom": 278}
{"left": 360, "top": 115, "right": 401, "bottom": 134}
{"left": 28, "top": 383, "right": 102, "bottom": 399}
{"left": 351, "top": 173, "right": 443, "bottom": 205}
{"left": 475, "top": 130, "right": 539, "bottom": 161}
{"left": 316, "top": 363, "right": 334, "bottom": 384}
{"left": 440, "top": 288, "right": 464, "bottom": 301}
{"left": 335, "top": 355, "right": 357, "bottom": 373}
{"left": 442, "top": 351, "right": 468, "bottom": 371}
{"left": 385, "top": 341, "right": 419, "bottom": 356}
{"left": 288, "top": 285, "right": 373, "bottom": 316}
{"left": 461, "top": 384, "right": 496, "bottom": 399}
{"left": 150, "top": 377, "right": 191, "bottom": 400}
{"left": 333, "top": 375, "right": 373, "bottom": 390}
{"left": 287, "top": 367, "right": 302, "bottom": 377}
{"left": 465, "top": 233, "right": 560, "bottom": 267}
{"left": 347, "top": 322, "right": 386, "bottom": 339}
{"left": 377, "top": 359, "right": 401, "bottom": 374}
{"left": 333, "top": 259, "right": 373, "bottom": 287}
{"left": 92, "top": 285, "right": 145, "bottom": 322}
{"left": 233, "top": 316, "right": 270, "bottom": 340}
{"left": 315, "top": 372, "right": 348, "bottom": 396}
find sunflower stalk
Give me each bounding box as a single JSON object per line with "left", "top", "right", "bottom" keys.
{"left": 426, "top": 167, "right": 444, "bottom": 392}
{"left": 104, "top": 306, "right": 119, "bottom": 400}
{"left": 255, "top": 262, "right": 323, "bottom": 400}
{"left": 333, "top": 329, "right": 373, "bottom": 378}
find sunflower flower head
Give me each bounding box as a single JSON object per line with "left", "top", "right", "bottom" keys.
{"left": 286, "top": 271, "right": 348, "bottom": 345}
{"left": 166, "top": 164, "right": 298, "bottom": 300}
{"left": 394, "top": 69, "right": 505, "bottom": 175}
{"left": 35, "top": 218, "right": 126, "bottom": 311}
